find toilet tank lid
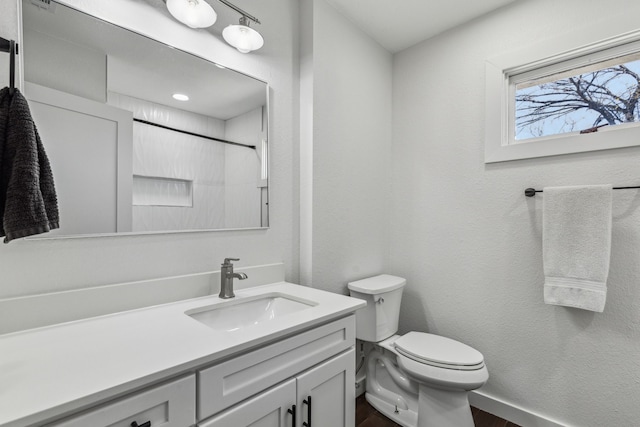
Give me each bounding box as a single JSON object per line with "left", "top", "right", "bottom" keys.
{"left": 347, "top": 274, "right": 406, "bottom": 294}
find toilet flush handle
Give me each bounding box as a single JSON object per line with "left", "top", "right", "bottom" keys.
{"left": 376, "top": 297, "right": 385, "bottom": 304}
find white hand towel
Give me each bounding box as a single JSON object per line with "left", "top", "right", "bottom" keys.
{"left": 543, "top": 185, "right": 612, "bottom": 312}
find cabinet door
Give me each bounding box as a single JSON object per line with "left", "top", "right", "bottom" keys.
{"left": 296, "top": 349, "right": 355, "bottom": 427}
{"left": 26, "top": 82, "right": 133, "bottom": 235}
{"left": 199, "top": 379, "right": 296, "bottom": 427}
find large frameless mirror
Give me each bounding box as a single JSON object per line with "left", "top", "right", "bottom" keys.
{"left": 21, "top": 0, "right": 269, "bottom": 237}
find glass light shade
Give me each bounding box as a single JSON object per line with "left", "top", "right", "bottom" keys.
{"left": 166, "top": 0, "right": 217, "bottom": 29}
{"left": 222, "top": 24, "right": 264, "bottom": 53}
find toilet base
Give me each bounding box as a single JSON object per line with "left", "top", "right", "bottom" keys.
{"left": 364, "top": 340, "right": 481, "bottom": 427}
{"left": 365, "top": 392, "right": 418, "bottom": 427}
{"left": 416, "top": 384, "right": 474, "bottom": 427}
{"left": 365, "top": 385, "right": 474, "bottom": 427}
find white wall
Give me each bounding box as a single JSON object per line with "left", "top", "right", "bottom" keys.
{"left": 392, "top": 0, "right": 640, "bottom": 425}
{"left": 299, "top": 0, "right": 393, "bottom": 294}
{"left": 0, "top": 0, "right": 299, "bottom": 300}
{"left": 24, "top": 29, "right": 107, "bottom": 102}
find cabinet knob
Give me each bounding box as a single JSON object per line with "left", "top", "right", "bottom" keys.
{"left": 131, "top": 421, "right": 151, "bottom": 427}
{"left": 302, "top": 396, "right": 312, "bottom": 427}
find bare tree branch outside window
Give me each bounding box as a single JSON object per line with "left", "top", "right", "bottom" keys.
{"left": 515, "top": 58, "right": 640, "bottom": 140}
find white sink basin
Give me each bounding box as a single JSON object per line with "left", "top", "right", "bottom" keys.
{"left": 186, "top": 294, "right": 316, "bottom": 332}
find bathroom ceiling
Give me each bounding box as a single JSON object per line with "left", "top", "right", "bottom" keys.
{"left": 324, "top": 0, "right": 517, "bottom": 53}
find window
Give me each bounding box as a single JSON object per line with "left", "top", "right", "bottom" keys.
{"left": 514, "top": 53, "right": 640, "bottom": 141}
{"left": 485, "top": 30, "right": 640, "bottom": 163}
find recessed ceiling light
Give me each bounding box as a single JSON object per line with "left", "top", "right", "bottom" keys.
{"left": 173, "top": 93, "right": 189, "bottom": 101}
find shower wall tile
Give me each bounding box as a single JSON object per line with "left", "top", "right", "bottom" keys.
{"left": 110, "top": 92, "right": 229, "bottom": 231}
{"left": 109, "top": 92, "right": 263, "bottom": 231}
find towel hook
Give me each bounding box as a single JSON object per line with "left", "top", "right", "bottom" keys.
{"left": 0, "top": 37, "right": 17, "bottom": 95}
{"left": 9, "top": 40, "right": 16, "bottom": 95}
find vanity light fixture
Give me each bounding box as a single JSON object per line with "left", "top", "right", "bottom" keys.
{"left": 166, "top": 0, "right": 217, "bottom": 29}
{"left": 172, "top": 93, "right": 190, "bottom": 101}
{"left": 165, "top": 0, "right": 264, "bottom": 53}
{"left": 218, "top": 0, "right": 264, "bottom": 53}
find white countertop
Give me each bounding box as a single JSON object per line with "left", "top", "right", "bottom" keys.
{"left": 0, "top": 282, "right": 365, "bottom": 427}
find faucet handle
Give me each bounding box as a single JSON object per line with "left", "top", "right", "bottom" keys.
{"left": 223, "top": 258, "right": 240, "bottom": 265}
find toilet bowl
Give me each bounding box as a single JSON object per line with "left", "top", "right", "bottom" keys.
{"left": 348, "top": 275, "right": 488, "bottom": 427}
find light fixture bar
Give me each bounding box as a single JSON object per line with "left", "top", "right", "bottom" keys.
{"left": 216, "top": 0, "right": 260, "bottom": 24}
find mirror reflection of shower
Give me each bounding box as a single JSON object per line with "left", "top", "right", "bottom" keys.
{"left": 21, "top": 0, "right": 269, "bottom": 237}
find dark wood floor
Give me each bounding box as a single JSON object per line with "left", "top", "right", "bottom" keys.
{"left": 356, "top": 395, "right": 521, "bottom": 427}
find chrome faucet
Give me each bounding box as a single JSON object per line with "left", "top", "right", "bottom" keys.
{"left": 219, "top": 258, "right": 248, "bottom": 299}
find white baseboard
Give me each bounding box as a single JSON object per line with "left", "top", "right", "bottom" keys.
{"left": 469, "top": 390, "right": 568, "bottom": 427}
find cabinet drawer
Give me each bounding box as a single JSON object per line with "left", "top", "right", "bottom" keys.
{"left": 48, "top": 375, "right": 196, "bottom": 427}
{"left": 198, "top": 379, "right": 296, "bottom": 427}
{"left": 198, "top": 315, "right": 355, "bottom": 420}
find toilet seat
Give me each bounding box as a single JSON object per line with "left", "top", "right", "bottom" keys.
{"left": 394, "top": 332, "right": 485, "bottom": 371}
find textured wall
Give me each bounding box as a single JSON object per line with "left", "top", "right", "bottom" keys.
{"left": 0, "top": 0, "right": 299, "bottom": 299}
{"left": 300, "top": 0, "right": 393, "bottom": 294}
{"left": 391, "top": 0, "right": 640, "bottom": 425}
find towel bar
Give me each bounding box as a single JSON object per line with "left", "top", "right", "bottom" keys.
{"left": 525, "top": 186, "right": 640, "bottom": 197}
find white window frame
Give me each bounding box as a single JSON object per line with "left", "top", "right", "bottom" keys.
{"left": 485, "top": 29, "right": 640, "bottom": 163}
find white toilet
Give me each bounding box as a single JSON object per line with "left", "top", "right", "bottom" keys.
{"left": 348, "top": 274, "right": 488, "bottom": 427}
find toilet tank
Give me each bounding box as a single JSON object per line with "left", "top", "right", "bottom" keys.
{"left": 347, "top": 274, "right": 406, "bottom": 342}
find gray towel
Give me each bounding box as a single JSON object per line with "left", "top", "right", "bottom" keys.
{"left": 0, "top": 87, "right": 59, "bottom": 242}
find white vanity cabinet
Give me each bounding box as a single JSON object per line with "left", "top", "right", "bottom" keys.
{"left": 38, "top": 315, "right": 355, "bottom": 427}
{"left": 199, "top": 349, "right": 355, "bottom": 427}
{"left": 0, "top": 281, "right": 365, "bottom": 427}
{"left": 197, "top": 316, "right": 356, "bottom": 427}
{"left": 47, "top": 375, "right": 196, "bottom": 427}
